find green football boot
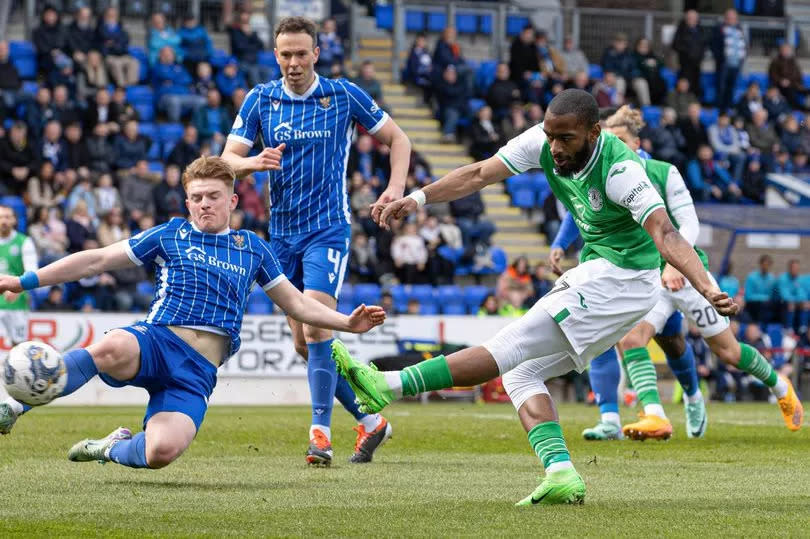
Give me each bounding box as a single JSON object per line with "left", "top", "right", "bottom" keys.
{"left": 684, "top": 394, "right": 707, "bottom": 439}
{"left": 582, "top": 421, "right": 624, "bottom": 441}
{"left": 332, "top": 339, "right": 395, "bottom": 414}
{"left": 516, "top": 469, "right": 586, "bottom": 506}
{"left": 68, "top": 427, "right": 132, "bottom": 463}
{"left": 0, "top": 403, "right": 18, "bottom": 435}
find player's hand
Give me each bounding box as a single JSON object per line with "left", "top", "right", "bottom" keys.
{"left": 378, "top": 197, "right": 418, "bottom": 230}
{"left": 661, "top": 263, "right": 686, "bottom": 291}
{"left": 251, "top": 144, "right": 286, "bottom": 171}
{"left": 346, "top": 304, "right": 386, "bottom": 333}
{"left": 548, "top": 247, "right": 565, "bottom": 276}
{"left": 3, "top": 291, "right": 20, "bottom": 303}
{"left": 370, "top": 185, "right": 405, "bottom": 225}
{"left": 0, "top": 276, "right": 23, "bottom": 295}
{"left": 705, "top": 288, "right": 739, "bottom": 317}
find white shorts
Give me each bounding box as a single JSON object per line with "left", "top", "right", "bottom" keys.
{"left": 483, "top": 258, "right": 661, "bottom": 374}
{"left": 642, "top": 272, "right": 729, "bottom": 339}
{"left": 0, "top": 310, "right": 28, "bottom": 346}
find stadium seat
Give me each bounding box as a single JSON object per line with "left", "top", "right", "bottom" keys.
{"left": 456, "top": 13, "right": 478, "bottom": 34}
{"left": 148, "top": 161, "right": 164, "bottom": 174}
{"left": 660, "top": 67, "right": 677, "bottom": 91}
{"left": 353, "top": 283, "right": 381, "bottom": 306}
{"left": 21, "top": 81, "right": 38, "bottom": 96}
{"left": 147, "top": 142, "right": 161, "bottom": 160}
{"left": 747, "top": 72, "right": 769, "bottom": 92}
{"left": 12, "top": 57, "right": 36, "bottom": 80}
{"left": 479, "top": 14, "right": 493, "bottom": 35}
{"left": 512, "top": 188, "right": 536, "bottom": 209}
{"left": 134, "top": 103, "right": 155, "bottom": 123}
{"left": 30, "top": 287, "right": 50, "bottom": 309}
{"left": 701, "top": 73, "right": 716, "bottom": 104}
{"left": 158, "top": 123, "right": 184, "bottom": 145}
{"left": 699, "top": 108, "right": 719, "bottom": 127}
{"left": 793, "top": 111, "right": 805, "bottom": 125}
{"left": 588, "top": 64, "right": 603, "bottom": 81}
{"left": 390, "top": 284, "right": 408, "bottom": 312}
{"left": 427, "top": 12, "right": 447, "bottom": 32}
{"left": 475, "top": 61, "right": 498, "bottom": 94}
{"left": 411, "top": 284, "right": 437, "bottom": 305}
{"left": 468, "top": 98, "right": 486, "bottom": 114}
{"left": 247, "top": 287, "right": 273, "bottom": 314}
{"left": 420, "top": 303, "right": 440, "bottom": 315}
{"left": 2, "top": 119, "right": 11, "bottom": 130}
{"left": 339, "top": 283, "right": 354, "bottom": 306}
{"left": 1, "top": 196, "right": 26, "bottom": 231}
{"left": 9, "top": 40, "right": 35, "bottom": 57}
{"left": 438, "top": 285, "right": 465, "bottom": 315}
{"left": 464, "top": 285, "right": 491, "bottom": 313}
{"left": 442, "top": 303, "right": 467, "bottom": 315}
{"left": 476, "top": 247, "right": 508, "bottom": 276}
{"left": 437, "top": 245, "right": 463, "bottom": 264}
{"left": 337, "top": 300, "right": 354, "bottom": 315}
{"left": 136, "top": 281, "right": 156, "bottom": 298}
{"left": 406, "top": 10, "right": 425, "bottom": 32}
{"left": 128, "top": 46, "right": 149, "bottom": 82}
{"left": 126, "top": 85, "right": 154, "bottom": 104}
{"left": 506, "top": 15, "right": 529, "bottom": 37}
{"left": 642, "top": 106, "right": 662, "bottom": 128}
{"left": 257, "top": 50, "right": 279, "bottom": 68}
{"left": 138, "top": 122, "right": 156, "bottom": 140}
{"left": 376, "top": 4, "right": 393, "bottom": 30}
{"left": 210, "top": 49, "right": 230, "bottom": 70}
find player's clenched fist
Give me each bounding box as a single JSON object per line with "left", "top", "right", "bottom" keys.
{"left": 251, "top": 143, "right": 286, "bottom": 171}
{"left": 378, "top": 197, "right": 418, "bottom": 230}
{"left": 547, "top": 246, "right": 565, "bottom": 276}
{"left": 347, "top": 304, "right": 386, "bottom": 333}
{"left": 0, "top": 275, "right": 22, "bottom": 295}
{"left": 705, "top": 289, "right": 739, "bottom": 316}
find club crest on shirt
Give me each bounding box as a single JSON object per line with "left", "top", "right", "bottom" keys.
{"left": 588, "top": 187, "right": 603, "bottom": 211}
{"left": 232, "top": 234, "right": 246, "bottom": 249}
{"left": 272, "top": 99, "right": 280, "bottom": 111}
{"left": 318, "top": 96, "right": 332, "bottom": 110}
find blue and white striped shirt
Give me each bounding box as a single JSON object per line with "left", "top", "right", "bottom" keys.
{"left": 228, "top": 75, "right": 388, "bottom": 236}
{"left": 124, "top": 218, "right": 286, "bottom": 357}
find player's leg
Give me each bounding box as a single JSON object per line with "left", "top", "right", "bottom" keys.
{"left": 582, "top": 348, "right": 624, "bottom": 441}
{"left": 502, "top": 356, "right": 586, "bottom": 505}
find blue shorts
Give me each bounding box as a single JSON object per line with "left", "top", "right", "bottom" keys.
{"left": 658, "top": 311, "right": 684, "bottom": 338}
{"left": 99, "top": 324, "right": 218, "bottom": 431}
{"left": 270, "top": 225, "right": 350, "bottom": 299}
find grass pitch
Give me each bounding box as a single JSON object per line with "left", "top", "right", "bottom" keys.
{"left": 0, "top": 402, "right": 808, "bottom": 537}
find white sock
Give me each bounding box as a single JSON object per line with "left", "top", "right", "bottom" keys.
{"left": 545, "top": 460, "right": 575, "bottom": 474}
{"left": 601, "top": 412, "right": 621, "bottom": 426}
{"left": 359, "top": 413, "right": 382, "bottom": 432}
{"left": 383, "top": 371, "right": 403, "bottom": 398}
{"left": 643, "top": 403, "right": 667, "bottom": 419}
{"left": 770, "top": 377, "right": 789, "bottom": 399}
{"left": 685, "top": 389, "right": 704, "bottom": 404}
{"left": 309, "top": 425, "right": 331, "bottom": 440}
{"left": 3, "top": 397, "right": 24, "bottom": 416}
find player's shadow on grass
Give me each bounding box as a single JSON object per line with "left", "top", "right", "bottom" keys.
{"left": 103, "top": 479, "right": 303, "bottom": 491}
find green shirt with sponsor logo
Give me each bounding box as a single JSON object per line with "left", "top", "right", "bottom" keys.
{"left": 0, "top": 232, "right": 35, "bottom": 311}
{"left": 497, "top": 127, "right": 665, "bottom": 270}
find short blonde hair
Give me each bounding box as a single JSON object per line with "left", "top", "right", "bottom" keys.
{"left": 604, "top": 105, "right": 645, "bottom": 137}
{"left": 182, "top": 156, "right": 236, "bottom": 191}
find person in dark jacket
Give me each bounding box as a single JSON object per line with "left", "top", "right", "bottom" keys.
{"left": 601, "top": 32, "right": 650, "bottom": 106}
{"left": 178, "top": 15, "right": 213, "bottom": 75}
{"left": 32, "top": 5, "right": 69, "bottom": 76}
{"left": 435, "top": 65, "right": 469, "bottom": 142}
{"left": 192, "top": 88, "right": 229, "bottom": 155}
{"left": 353, "top": 61, "right": 385, "bottom": 109}
{"left": 61, "top": 122, "right": 91, "bottom": 182}
{"left": 315, "top": 18, "right": 344, "bottom": 75}
{"left": 671, "top": 9, "right": 705, "bottom": 99}
{"left": 768, "top": 43, "right": 808, "bottom": 110}
{"left": 228, "top": 10, "right": 272, "bottom": 86}
{"left": 153, "top": 164, "right": 187, "bottom": 223}
{"left": 84, "top": 87, "right": 121, "bottom": 134}
{"left": 113, "top": 120, "right": 151, "bottom": 172}
{"left": 96, "top": 6, "right": 139, "bottom": 87}
{"left": 167, "top": 125, "right": 201, "bottom": 170}
{"left": 711, "top": 8, "right": 747, "bottom": 112}
{"left": 677, "top": 102, "right": 710, "bottom": 157}
{"left": 433, "top": 27, "right": 473, "bottom": 95}
{"left": 509, "top": 25, "right": 539, "bottom": 85}
{"left": 0, "top": 40, "right": 22, "bottom": 115}
{"left": 65, "top": 7, "right": 96, "bottom": 69}
{"left": 470, "top": 106, "right": 501, "bottom": 161}
{"left": 449, "top": 191, "right": 495, "bottom": 246}
{"left": 633, "top": 38, "right": 667, "bottom": 105}
{"left": 86, "top": 123, "right": 114, "bottom": 174}
{"left": 404, "top": 33, "right": 433, "bottom": 103}
{"left": 25, "top": 87, "right": 57, "bottom": 143}
{"left": 486, "top": 63, "right": 522, "bottom": 121}
{"left": 646, "top": 107, "right": 687, "bottom": 171}
{"left": 152, "top": 46, "right": 204, "bottom": 123}
{"left": 0, "top": 122, "right": 37, "bottom": 196}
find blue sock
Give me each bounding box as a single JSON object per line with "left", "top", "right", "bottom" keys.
{"left": 307, "top": 339, "right": 337, "bottom": 428}
{"left": 666, "top": 344, "right": 699, "bottom": 398}
{"left": 334, "top": 375, "right": 367, "bottom": 421}
{"left": 589, "top": 348, "right": 620, "bottom": 414}
{"left": 61, "top": 348, "right": 99, "bottom": 397}
{"left": 108, "top": 431, "right": 149, "bottom": 468}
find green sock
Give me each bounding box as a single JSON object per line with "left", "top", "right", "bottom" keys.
{"left": 527, "top": 422, "right": 571, "bottom": 469}
{"left": 738, "top": 343, "right": 778, "bottom": 387}
{"left": 622, "top": 347, "right": 662, "bottom": 407}
{"left": 399, "top": 355, "right": 453, "bottom": 396}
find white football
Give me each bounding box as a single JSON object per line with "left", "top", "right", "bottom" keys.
{"left": 2, "top": 341, "right": 67, "bottom": 406}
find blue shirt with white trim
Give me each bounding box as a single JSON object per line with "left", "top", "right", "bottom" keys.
{"left": 228, "top": 75, "right": 388, "bottom": 236}
{"left": 125, "top": 217, "right": 286, "bottom": 357}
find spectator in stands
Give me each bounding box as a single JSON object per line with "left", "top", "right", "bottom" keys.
{"left": 678, "top": 102, "right": 710, "bottom": 157}
{"left": 672, "top": 9, "right": 705, "bottom": 99}
{"left": 408, "top": 148, "right": 433, "bottom": 186}
{"left": 193, "top": 88, "right": 229, "bottom": 155}
{"left": 0, "top": 40, "right": 22, "bottom": 115}
{"left": 37, "top": 286, "right": 67, "bottom": 311}
{"left": 666, "top": 77, "right": 699, "bottom": 119}
{"left": 478, "top": 294, "right": 499, "bottom": 316}
{"left": 542, "top": 193, "right": 564, "bottom": 243}
{"left": 439, "top": 215, "right": 463, "bottom": 252}
{"left": 768, "top": 145, "right": 793, "bottom": 174}
{"left": 686, "top": 144, "right": 741, "bottom": 202}
{"left": 391, "top": 222, "right": 428, "bottom": 285}
{"left": 535, "top": 30, "right": 566, "bottom": 85}
{"left": 711, "top": 8, "right": 746, "bottom": 112}
{"left": 733, "top": 115, "right": 752, "bottom": 153}
{"left": 486, "top": 63, "right": 521, "bottom": 121}
{"left": 28, "top": 206, "right": 68, "bottom": 265}
{"left": 193, "top": 61, "right": 217, "bottom": 95}
{"left": 347, "top": 134, "right": 383, "bottom": 183}
{"left": 147, "top": 12, "right": 182, "bottom": 66}
{"left": 470, "top": 106, "right": 500, "bottom": 161}
{"left": 633, "top": 38, "right": 667, "bottom": 105}
{"left": 25, "top": 86, "right": 55, "bottom": 143}
{"left": 768, "top": 42, "right": 808, "bottom": 110}
{"left": 736, "top": 81, "right": 764, "bottom": 122}
{"left": 94, "top": 205, "right": 147, "bottom": 311}
{"left": 215, "top": 57, "right": 247, "bottom": 99}
{"left": 33, "top": 5, "right": 69, "bottom": 76}
{"left": 742, "top": 155, "right": 766, "bottom": 203}
{"left": 167, "top": 124, "right": 201, "bottom": 170}
{"left": 50, "top": 84, "right": 81, "bottom": 126}
{"left": 77, "top": 50, "right": 109, "bottom": 103}
{"left": 113, "top": 120, "right": 150, "bottom": 172}
{"left": 96, "top": 6, "right": 139, "bottom": 88}
{"left": 353, "top": 61, "right": 385, "bottom": 109}
{"left": 86, "top": 123, "right": 114, "bottom": 174}
{"left": 27, "top": 161, "right": 64, "bottom": 209}
{"left": 119, "top": 160, "right": 158, "bottom": 225}
{"left": 350, "top": 232, "right": 379, "bottom": 284}
{"left": 745, "top": 254, "right": 777, "bottom": 323}
{"left": 646, "top": 107, "right": 687, "bottom": 171}
{"left": 65, "top": 175, "right": 98, "bottom": 225}
{"left": 152, "top": 164, "right": 187, "bottom": 224}
{"left": 527, "top": 103, "right": 544, "bottom": 125}
{"left": 228, "top": 10, "right": 271, "bottom": 87}
{"left": 65, "top": 199, "right": 96, "bottom": 253}
{"left": 496, "top": 256, "right": 533, "bottom": 310}
{"left": 449, "top": 191, "right": 495, "bottom": 246}
{"left": 601, "top": 33, "right": 650, "bottom": 106}
{"left": 717, "top": 262, "right": 741, "bottom": 299}
{"left": 560, "top": 35, "right": 589, "bottom": 80}
{"left": 791, "top": 150, "right": 810, "bottom": 174}
{"left": 0, "top": 121, "right": 37, "bottom": 196}
{"left": 405, "top": 33, "right": 433, "bottom": 103}
{"left": 778, "top": 259, "right": 809, "bottom": 333}
{"left": 227, "top": 87, "right": 247, "bottom": 120}
{"left": 62, "top": 122, "right": 90, "bottom": 183}
{"left": 763, "top": 86, "right": 791, "bottom": 125}
{"left": 235, "top": 174, "right": 266, "bottom": 230}
{"left": 500, "top": 102, "right": 529, "bottom": 143}
{"left": 531, "top": 263, "right": 553, "bottom": 301}
{"left": 39, "top": 120, "right": 66, "bottom": 173}
{"left": 379, "top": 292, "right": 395, "bottom": 315}
{"left": 84, "top": 88, "right": 119, "bottom": 134}
{"left": 780, "top": 114, "right": 803, "bottom": 154}
{"left": 316, "top": 18, "right": 344, "bottom": 76}
{"left": 178, "top": 14, "right": 213, "bottom": 75}
{"left": 94, "top": 173, "right": 122, "bottom": 217}
{"left": 747, "top": 109, "right": 780, "bottom": 153}
{"left": 420, "top": 213, "right": 454, "bottom": 285}
{"left": 351, "top": 177, "right": 378, "bottom": 235}
{"left": 566, "top": 70, "right": 592, "bottom": 94}
{"left": 152, "top": 46, "right": 202, "bottom": 123}
{"left": 433, "top": 27, "right": 472, "bottom": 94}
{"left": 709, "top": 111, "right": 746, "bottom": 181}
{"left": 111, "top": 86, "right": 139, "bottom": 125}
{"left": 435, "top": 65, "right": 468, "bottom": 143}
{"left": 592, "top": 71, "right": 622, "bottom": 107}
{"left": 66, "top": 7, "right": 96, "bottom": 70}
{"left": 509, "top": 25, "right": 539, "bottom": 86}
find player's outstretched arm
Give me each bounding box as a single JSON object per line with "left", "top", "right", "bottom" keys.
{"left": 643, "top": 208, "right": 738, "bottom": 316}
{"left": 267, "top": 280, "right": 385, "bottom": 333}
{"left": 377, "top": 156, "right": 513, "bottom": 229}
{"left": 221, "top": 139, "right": 285, "bottom": 179}
{"left": 0, "top": 241, "right": 135, "bottom": 294}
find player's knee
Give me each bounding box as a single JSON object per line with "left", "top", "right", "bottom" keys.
{"left": 146, "top": 440, "right": 185, "bottom": 469}
{"left": 89, "top": 331, "right": 136, "bottom": 373}
{"left": 502, "top": 369, "right": 549, "bottom": 412}
{"left": 303, "top": 324, "right": 332, "bottom": 345}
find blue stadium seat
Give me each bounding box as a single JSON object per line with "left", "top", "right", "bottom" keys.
{"left": 793, "top": 111, "right": 805, "bottom": 126}
{"left": 390, "top": 284, "right": 409, "bottom": 313}
{"left": 339, "top": 283, "right": 354, "bottom": 306}
{"left": 376, "top": 4, "right": 393, "bottom": 30}
{"left": 136, "top": 281, "right": 155, "bottom": 298}
{"left": 420, "top": 303, "right": 440, "bottom": 315}
{"left": 9, "top": 41, "right": 35, "bottom": 57}
{"left": 437, "top": 245, "right": 463, "bottom": 264}
{"left": 803, "top": 74, "right": 810, "bottom": 89}
{"left": 411, "top": 284, "right": 436, "bottom": 305}
{"left": 442, "top": 303, "right": 467, "bottom": 315}
{"left": 529, "top": 171, "right": 548, "bottom": 193}
{"left": 21, "top": 81, "right": 38, "bottom": 96}
{"left": 506, "top": 15, "right": 529, "bottom": 37}
{"left": 406, "top": 10, "right": 425, "bottom": 32}
{"left": 247, "top": 287, "right": 273, "bottom": 314}
{"left": 464, "top": 285, "right": 491, "bottom": 313}
{"left": 747, "top": 72, "right": 769, "bottom": 92}
{"left": 126, "top": 85, "right": 154, "bottom": 104}
{"left": 12, "top": 57, "right": 36, "bottom": 80}
{"left": 353, "top": 283, "right": 381, "bottom": 306}
{"left": 337, "top": 300, "right": 354, "bottom": 315}
{"left": 128, "top": 46, "right": 149, "bottom": 82}
{"left": 456, "top": 13, "right": 478, "bottom": 34}
{"left": 468, "top": 98, "right": 486, "bottom": 114}
{"left": 701, "top": 73, "right": 716, "bottom": 104}
{"left": 505, "top": 174, "right": 533, "bottom": 195}
{"left": 427, "top": 12, "right": 447, "bottom": 32}
{"left": 147, "top": 142, "right": 161, "bottom": 160}
{"left": 2, "top": 119, "right": 11, "bottom": 130}
{"left": 134, "top": 102, "right": 155, "bottom": 122}
{"left": 30, "top": 287, "right": 50, "bottom": 309}
{"left": 479, "top": 14, "right": 493, "bottom": 35}
{"left": 1, "top": 196, "right": 26, "bottom": 231}
{"left": 475, "top": 61, "right": 498, "bottom": 94}
{"left": 438, "top": 285, "right": 465, "bottom": 314}
{"left": 588, "top": 64, "right": 603, "bottom": 81}
{"left": 642, "top": 105, "right": 662, "bottom": 128}
{"left": 699, "top": 108, "right": 719, "bottom": 127}
{"left": 158, "top": 123, "right": 184, "bottom": 145}
{"left": 162, "top": 140, "right": 177, "bottom": 159}
{"left": 148, "top": 161, "right": 164, "bottom": 174}
{"left": 138, "top": 122, "right": 156, "bottom": 139}
{"left": 476, "top": 247, "right": 507, "bottom": 276}
{"left": 512, "top": 188, "right": 536, "bottom": 209}
{"left": 210, "top": 49, "right": 230, "bottom": 70}
{"left": 660, "top": 67, "right": 677, "bottom": 91}
{"left": 765, "top": 323, "right": 785, "bottom": 367}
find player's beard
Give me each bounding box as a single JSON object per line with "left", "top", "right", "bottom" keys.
{"left": 557, "top": 139, "right": 594, "bottom": 177}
